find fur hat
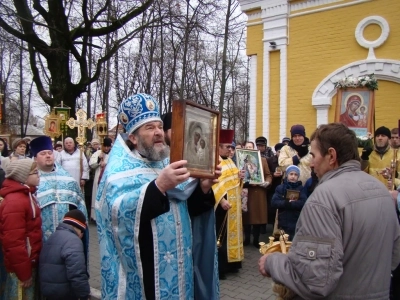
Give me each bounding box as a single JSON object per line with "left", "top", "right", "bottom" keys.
{"left": 63, "top": 209, "right": 87, "bottom": 232}
{"left": 5, "top": 159, "right": 35, "bottom": 184}
{"left": 255, "top": 136, "right": 267, "bottom": 146}
{"left": 286, "top": 165, "right": 300, "bottom": 177}
{"left": 290, "top": 125, "right": 306, "bottom": 138}
{"left": 118, "top": 93, "right": 161, "bottom": 134}
{"left": 374, "top": 126, "right": 391, "bottom": 139}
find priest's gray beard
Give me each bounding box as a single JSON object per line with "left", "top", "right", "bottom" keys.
{"left": 136, "top": 137, "right": 170, "bottom": 161}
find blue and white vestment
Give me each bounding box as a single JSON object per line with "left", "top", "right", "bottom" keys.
{"left": 96, "top": 135, "right": 200, "bottom": 300}
{"left": 37, "top": 164, "right": 88, "bottom": 241}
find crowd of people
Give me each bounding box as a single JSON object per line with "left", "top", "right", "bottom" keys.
{"left": 0, "top": 92, "right": 398, "bottom": 300}
{"left": 0, "top": 134, "right": 113, "bottom": 299}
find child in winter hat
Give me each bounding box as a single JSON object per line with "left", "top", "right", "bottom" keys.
{"left": 5, "top": 159, "right": 36, "bottom": 184}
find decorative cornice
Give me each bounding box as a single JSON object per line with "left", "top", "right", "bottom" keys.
{"left": 290, "top": 0, "right": 372, "bottom": 17}
{"left": 247, "top": 11, "right": 262, "bottom": 21}
{"left": 290, "top": 0, "right": 343, "bottom": 12}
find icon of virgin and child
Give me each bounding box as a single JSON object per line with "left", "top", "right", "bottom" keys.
{"left": 184, "top": 122, "right": 210, "bottom": 167}
{"left": 339, "top": 94, "right": 368, "bottom": 128}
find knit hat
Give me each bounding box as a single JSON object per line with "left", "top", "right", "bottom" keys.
{"left": 63, "top": 209, "right": 87, "bottom": 233}
{"left": 255, "top": 136, "right": 267, "bottom": 146}
{"left": 231, "top": 141, "right": 236, "bottom": 149}
{"left": 286, "top": 165, "right": 300, "bottom": 177}
{"left": 282, "top": 137, "right": 290, "bottom": 143}
{"left": 30, "top": 136, "right": 53, "bottom": 157}
{"left": 161, "top": 112, "right": 172, "bottom": 131}
{"left": 274, "top": 143, "right": 285, "bottom": 152}
{"left": 12, "top": 138, "right": 27, "bottom": 150}
{"left": 5, "top": 159, "right": 35, "bottom": 184}
{"left": 374, "top": 126, "right": 391, "bottom": 139}
{"left": 290, "top": 125, "right": 306, "bottom": 138}
{"left": 103, "top": 137, "right": 112, "bottom": 147}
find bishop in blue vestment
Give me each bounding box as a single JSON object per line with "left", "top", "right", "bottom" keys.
{"left": 96, "top": 94, "right": 218, "bottom": 300}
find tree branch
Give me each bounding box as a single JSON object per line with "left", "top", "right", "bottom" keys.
{"left": 73, "top": 0, "right": 154, "bottom": 38}
{"left": 27, "top": 44, "right": 51, "bottom": 103}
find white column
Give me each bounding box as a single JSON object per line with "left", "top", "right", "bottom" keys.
{"left": 263, "top": 43, "right": 270, "bottom": 141}
{"left": 249, "top": 55, "right": 257, "bottom": 143}
{"left": 314, "top": 105, "right": 330, "bottom": 126}
{"left": 312, "top": 97, "right": 331, "bottom": 126}
{"left": 279, "top": 45, "right": 287, "bottom": 141}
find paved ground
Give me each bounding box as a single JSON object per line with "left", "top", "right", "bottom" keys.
{"left": 88, "top": 223, "right": 276, "bottom": 299}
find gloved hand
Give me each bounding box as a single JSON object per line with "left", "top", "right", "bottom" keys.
{"left": 361, "top": 146, "right": 373, "bottom": 160}
{"left": 259, "top": 181, "right": 270, "bottom": 188}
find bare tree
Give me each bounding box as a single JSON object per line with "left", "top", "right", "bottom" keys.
{"left": 0, "top": 0, "right": 156, "bottom": 110}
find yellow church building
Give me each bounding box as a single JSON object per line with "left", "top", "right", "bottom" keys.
{"left": 238, "top": 0, "right": 400, "bottom": 145}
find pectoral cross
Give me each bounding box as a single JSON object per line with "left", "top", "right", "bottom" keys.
{"left": 66, "top": 109, "right": 96, "bottom": 146}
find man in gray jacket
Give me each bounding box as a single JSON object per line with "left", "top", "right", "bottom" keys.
{"left": 259, "top": 123, "right": 400, "bottom": 299}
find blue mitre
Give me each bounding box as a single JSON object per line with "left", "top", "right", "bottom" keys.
{"left": 30, "top": 136, "right": 53, "bottom": 157}
{"left": 118, "top": 93, "right": 162, "bottom": 134}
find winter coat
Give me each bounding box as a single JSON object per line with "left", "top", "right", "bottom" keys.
{"left": 243, "top": 157, "right": 272, "bottom": 225}
{"left": 278, "top": 140, "right": 312, "bottom": 185}
{"left": 0, "top": 179, "right": 42, "bottom": 281}
{"left": 271, "top": 179, "right": 306, "bottom": 239}
{"left": 266, "top": 155, "right": 284, "bottom": 224}
{"left": 266, "top": 160, "right": 400, "bottom": 300}
{"left": 39, "top": 223, "right": 90, "bottom": 300}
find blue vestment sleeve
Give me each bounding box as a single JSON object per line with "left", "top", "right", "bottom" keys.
{"left": 140, "top": 180, "right": 170, "bottom": 221}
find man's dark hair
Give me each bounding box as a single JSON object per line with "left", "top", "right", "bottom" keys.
{"left": 310, "top": 123, "right": 360, "bottom": 166}
{"left": 391, "top": 128, "right": 399, "bottom": 135}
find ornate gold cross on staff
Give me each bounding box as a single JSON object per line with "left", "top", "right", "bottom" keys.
{"left": 66, "top": 109, "right": 96, "bottom": 191}
{"left": 66, "top": 109, "right": 96, "bottom": 146}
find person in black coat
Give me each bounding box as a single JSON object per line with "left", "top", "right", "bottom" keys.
{"left": 39, "top": 209, "right": 90, "bottom": 300}
{"left": 271, "top": 165, "right": 307, "bottom": 240}
{"left": 266, "top": 143, "right": 285, "bottom": 225}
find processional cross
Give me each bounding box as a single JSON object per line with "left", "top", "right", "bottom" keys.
{"left": 66, "top": 109, "right": 96, "bottom": 146}
{"left": 66, "top": 109, "right": 96, "bottom": 191}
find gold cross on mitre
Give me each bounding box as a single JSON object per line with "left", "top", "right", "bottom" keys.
{"left": 66, "top": 109, "right": 96, "bottom": 146}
